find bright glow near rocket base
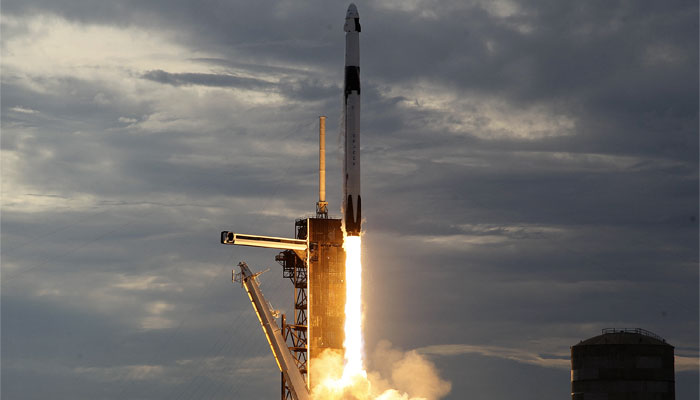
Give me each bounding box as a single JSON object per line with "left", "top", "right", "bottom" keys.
{"left": 310, "top": 235, "right": 452, "bottom": 399}
{"left": 310, "top": 234, "right": 367, "bottom": 397}
{"left": 342, "top": 235, "right": 366, "bottom": 382}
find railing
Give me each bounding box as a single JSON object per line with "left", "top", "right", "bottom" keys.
{"left": 602, "top": 328, "right": 666, "bottom": 343}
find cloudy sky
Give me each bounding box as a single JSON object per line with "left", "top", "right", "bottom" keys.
{"left": 1, "top": 0, "right": 698, "bottom": 399}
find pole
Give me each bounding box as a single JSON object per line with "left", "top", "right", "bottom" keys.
{"left": 316, "top": 116, "right": 328, "bottom": 217}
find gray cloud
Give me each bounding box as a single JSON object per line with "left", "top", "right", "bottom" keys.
{"left": 142, "top": 69, "right": 275, "bottom": 90}
{"left": 2, "top": 1, "right": 698, "bottom": 399}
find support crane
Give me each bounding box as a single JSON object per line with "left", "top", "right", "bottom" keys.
{"left": 234, "top": 262, "right": 311, "bottom": 400}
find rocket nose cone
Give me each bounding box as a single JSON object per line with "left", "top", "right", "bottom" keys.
{"left": 346, "top": 3, "right": 359, "bottom": 19}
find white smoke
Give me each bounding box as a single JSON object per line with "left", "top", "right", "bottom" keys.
{"left": 310, "top": 341, "right": 451, "bottom": 400}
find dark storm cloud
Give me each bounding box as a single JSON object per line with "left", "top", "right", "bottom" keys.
{"left": 142, "top": 68, "right": 340, "bottom": 102}
{"left": 2, "top": 1, "right": 698, "bottom": 399}
{"left": 142, "top": 69, "right": 274, "bottom": 90}
{"left": 6, "top": 0, "right": 696, "bottom": 154}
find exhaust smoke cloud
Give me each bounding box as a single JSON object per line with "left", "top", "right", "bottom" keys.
{"left": 310, "top": 234, "right": 451, "bottom": 400}
{"left": 310, "top": 342, "right": 451, "bottom": 400}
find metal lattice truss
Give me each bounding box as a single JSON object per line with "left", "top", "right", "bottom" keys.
{"left": 276, "top": 219, "right": 310, "bottom": 399}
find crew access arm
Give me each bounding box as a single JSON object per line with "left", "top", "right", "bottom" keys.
{"left": 236, "top": 262, "right": 310, "bottom": 400}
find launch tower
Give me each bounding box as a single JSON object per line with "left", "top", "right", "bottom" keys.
{"left": 222, "top": 117, "right": 346, "bottom": 399}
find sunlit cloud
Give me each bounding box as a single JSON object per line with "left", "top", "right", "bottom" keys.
{"left": 1, "top": 14, "right": 206, "bottom": 80}
{"left": 1, "top": 2, "right": 696, "bottom": 399}
{"left": 8, "top": 106, "right": 39, "bottom": 114}
{"left": 113, "top": 275, "right": 173, "bottom": 291}
{"left": 675, "top": 356, "right": 699, "bottom": 372}
{"left": 416, "top": 343, "right": 570, "bottom": 370}
{"left": 74, "top": 364, "right": 166, "bottom": 382}
{"left": 383, "top": 84, "right": 576, "bottom": 140}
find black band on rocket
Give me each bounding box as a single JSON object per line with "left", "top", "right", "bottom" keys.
{"left": 344, "top": 66, "right": 361, "bottom": 96}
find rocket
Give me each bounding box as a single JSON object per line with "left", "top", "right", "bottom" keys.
{"left": 343, "top": 3, "right": 361, "bottom": 236}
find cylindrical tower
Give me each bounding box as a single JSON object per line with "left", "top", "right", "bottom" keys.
{"left": 571, "top": 328, "right": 675, "bottom": 400}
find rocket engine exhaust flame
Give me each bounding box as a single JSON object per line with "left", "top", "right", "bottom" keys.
{"left": 309, "top": 233, "right": 370, "bottom": 398}
{"left": 311, "top": 234, "right": 450, "bottom": 400}
{"left": 342, "top": 235, "right": 366, "bottom": 381}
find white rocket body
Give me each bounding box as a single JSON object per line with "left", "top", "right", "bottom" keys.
{"left": 343, "top": 3, "right": 361, "bottom": 236}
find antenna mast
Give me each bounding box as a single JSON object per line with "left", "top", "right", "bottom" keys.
{"left": 316, "top": 116, "right": 328, "bottom": 218}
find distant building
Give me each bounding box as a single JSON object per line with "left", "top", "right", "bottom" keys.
{"left": 571, "top": 328, "right": 675, "bottom": 399}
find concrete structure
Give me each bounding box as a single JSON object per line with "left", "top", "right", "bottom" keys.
{"left": 571, "top": 328, "right": 675, "bottom": 399}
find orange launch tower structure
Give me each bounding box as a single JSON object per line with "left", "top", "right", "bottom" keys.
{"left": 221, "top": 117, "right": 346, "bottom": 399}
